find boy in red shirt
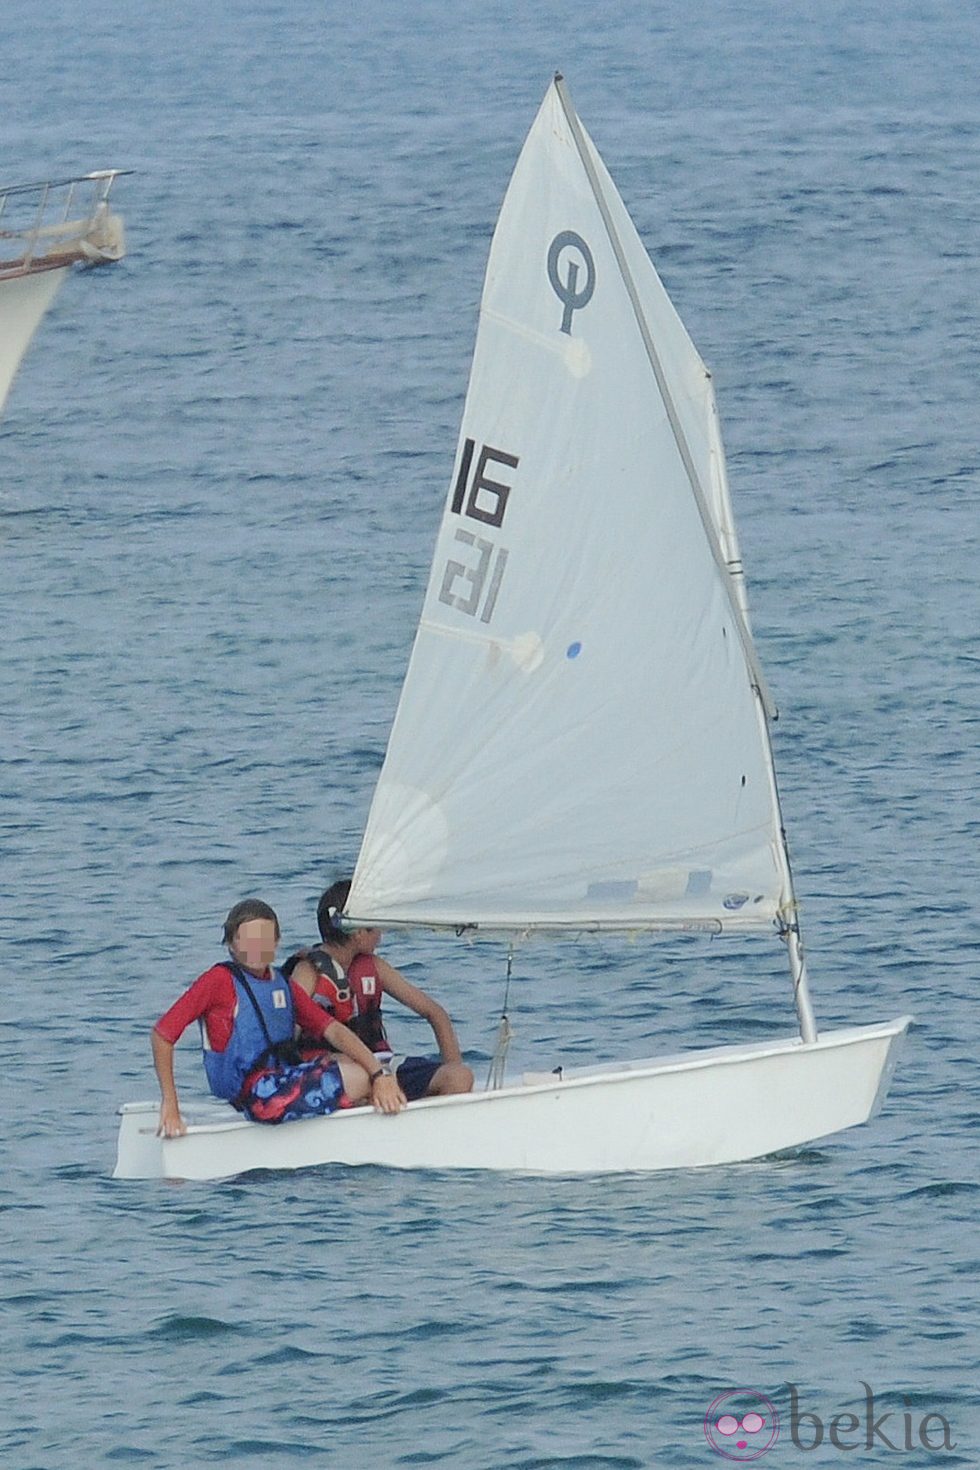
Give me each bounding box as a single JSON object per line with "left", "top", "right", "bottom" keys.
{"left": 152, "top": 898, "right": 406, "bottom": 1137}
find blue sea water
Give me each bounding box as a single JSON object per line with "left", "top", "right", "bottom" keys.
{"left": 1, "top": 0, "right": 978, "bottom": 1465}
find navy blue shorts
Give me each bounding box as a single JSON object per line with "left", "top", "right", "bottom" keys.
{"left": 395, "top": 1055, "right": 442, "bottom": 1101}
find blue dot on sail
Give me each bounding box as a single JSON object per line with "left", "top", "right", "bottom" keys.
{"left": 566, "top": 641, "right": 582, "bottom": 659}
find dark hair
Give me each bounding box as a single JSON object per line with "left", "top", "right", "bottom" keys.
{"left": 222, "top": 898, "right": 281, "bottom": 946}
{"left": 316, "top": 878, "right": 352, "bottom": 942}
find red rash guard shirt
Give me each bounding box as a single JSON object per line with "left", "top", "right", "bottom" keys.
{"left": 154, "top": 965, "right": 333, "bottom": 1052}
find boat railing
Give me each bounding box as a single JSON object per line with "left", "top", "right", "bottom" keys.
{"left": 0, "top": 169, "right": 131, "bottom": 278}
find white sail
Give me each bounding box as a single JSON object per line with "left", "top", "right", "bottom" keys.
{"left": 349, "top": 78, "right": 790, "bottom": 934}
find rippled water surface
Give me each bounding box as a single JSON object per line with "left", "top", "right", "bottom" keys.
{"left": 1, "top": 1, "right": 978, "bottom": 1465}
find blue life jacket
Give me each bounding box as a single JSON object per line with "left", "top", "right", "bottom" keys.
{"left": 202, "top": 963, "right": 297, "bottom": 1102}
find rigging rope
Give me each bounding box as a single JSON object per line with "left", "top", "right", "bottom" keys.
{"left": 486, "top": 945, "right": 514, "bottom": 1091}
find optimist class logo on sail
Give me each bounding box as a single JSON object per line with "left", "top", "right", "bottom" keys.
{"left": 547, "top": 230, "right": 596, "bottom": 333}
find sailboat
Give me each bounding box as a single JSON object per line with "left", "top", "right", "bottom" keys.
{"left": 115, "top": 76, "right": 909, "bottom": 1182}
{"left": 0, "top": 170, "right": 128, "bottom": 418}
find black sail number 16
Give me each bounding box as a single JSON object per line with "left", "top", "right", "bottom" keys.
{"left": 439, "top": 438, "right": 518, "bottom": 624}
{"left": 450, "top": 439, "right": 518, "bottom": 527}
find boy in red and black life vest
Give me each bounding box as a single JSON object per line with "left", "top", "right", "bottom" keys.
{"left": 151, "top": 898, "right": 407, "bottom": 1138}
{"left": 284, "top": 878, "right": 474, "bottom": 1102}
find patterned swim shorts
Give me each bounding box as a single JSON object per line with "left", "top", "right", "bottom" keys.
{"left": 239, "top": 1054, "right": 352, "bottom": 1124}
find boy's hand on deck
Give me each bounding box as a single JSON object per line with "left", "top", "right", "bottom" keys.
{"left": 157, "top": 1102, "right": 187, "bottom": 1138}
{"left": 371, "top": 1074, "right": 407, "bottom": 1114}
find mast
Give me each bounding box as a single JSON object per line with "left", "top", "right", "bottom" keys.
{"left": 705, "top": 370, "right": 818, "bottom": 1041}
{"left": 554, "top": 74, "right": 818, "bottom": 1041}
{"left": 757, "top": 703, "right": 818, "bottom": 1043}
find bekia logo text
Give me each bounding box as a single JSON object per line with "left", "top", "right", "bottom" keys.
{"left": 704, "top": 1383, "right": 956, "bottom": 1458}
{"left": 787, "top": 1384, "right": 955, "bottom": 1452}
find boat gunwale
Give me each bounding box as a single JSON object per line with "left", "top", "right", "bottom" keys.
{"left": 119, "top": 1015, "right": 912, "bottom": 1139}
{"left": 0, "top": 256, "right": 77, "bottom": 280}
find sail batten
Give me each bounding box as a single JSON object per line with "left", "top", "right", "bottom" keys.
{"left": 349, "top": 79, "right": 792, "bottom": 937}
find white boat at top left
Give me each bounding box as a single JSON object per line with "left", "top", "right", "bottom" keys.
{"left": 0, "top": 169, "right": 129, "bottom": 417}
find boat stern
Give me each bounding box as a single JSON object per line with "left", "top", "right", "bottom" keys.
{"left": 114, "top": 1101, "right": 164, "bottom": 1179}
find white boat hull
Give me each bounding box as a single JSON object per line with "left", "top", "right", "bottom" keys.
{"left": 0, "top": 266, "right": 68, "bottom": 415}
{"left": 114, "top": 1017, "right": 910, "bottom": 1181}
